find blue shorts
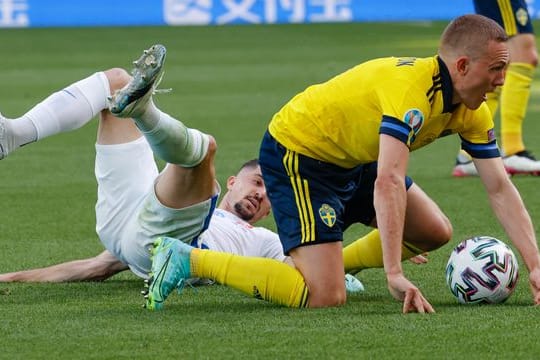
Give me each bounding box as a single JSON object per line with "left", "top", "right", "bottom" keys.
{"left": 474, "top": 0, "right": 533, "bottom": 35}
{"left": 259, "top": 131, "right": 413, "bottom": 254}
{"left": 343, "top": 162, "right": 413, "bottom": 229}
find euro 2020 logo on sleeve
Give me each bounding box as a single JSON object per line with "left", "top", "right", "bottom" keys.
{"left": 403, "top": 108, "right": 424, "bottom": 138}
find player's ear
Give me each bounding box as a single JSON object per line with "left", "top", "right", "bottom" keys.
{"left": 226, "top": 175, "right": 236, "bottom": 190}
{"left": 455, "top": 56, "right": 469, "bottom": 75}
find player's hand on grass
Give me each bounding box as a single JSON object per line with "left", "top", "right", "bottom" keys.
{"left": 528, "top": 267, "right": 540, "bottom": 305}
{"left": 386, "top": 272, "right": 435, "bottom": 314}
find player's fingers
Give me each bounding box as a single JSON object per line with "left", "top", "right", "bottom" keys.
{"left": 413, "top": 293, "right": 426, "bottom": 314}
{"left": 531, "top": 286, "right": 540, "bottom": 305}
{"left": 415, "top": 290, "right": 436, "bottom": 313}
{"left": 402, "top": 289, "right": 422, "bottom": 314}
{"left": 402, "top": 290, "right": 435, "bottom": 314}
{"left": 401, "top": 288, "right": 414, "bottom": 313}
{"left": 402, "top": 300, "right": 413, "bottom": 314}
{"left": 528, "top": 277, "right": 540, "bottom": 305}
{"left": 422, "top": 297, "right": 435, "bottom": 313}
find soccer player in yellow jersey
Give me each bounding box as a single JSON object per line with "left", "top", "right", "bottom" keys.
{"left": 453, "top": 0, "right": 540, "bottom": 176}
{"left": 143, "top": 15, "right": 540, "bottom": 313}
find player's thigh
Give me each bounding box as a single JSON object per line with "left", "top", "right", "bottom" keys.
{"left": 120, "top": 189, "right": 220, "bottom": 278}
{"left": 259, "top": 131, "right": 360, "bottom": 253}
{"left": 290, "top": 242, "right": 346, "bottom": 307}
{"left": 507, "top": 33, "right": 538, "bottom": 64}
{"left": 403, "top": 183, "right": 452, "bottom": 250}
{"left": 95, "top": 136, "right": 158, "bottom": 244}
{"left": 154, "top": 136, "right": 218, "bottom": 209}
{"left": 97, "top": 112, "right": 142, "bottom": 145}
{"left": 474, "top": 0, "right": 533, "bottom": 36}
{"left": 97, "top": 68, "right": 142, "bottom": 145}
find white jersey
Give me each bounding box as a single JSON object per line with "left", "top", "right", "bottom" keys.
{"left": 196, "top": 209, "right": 286, "bottom": 262}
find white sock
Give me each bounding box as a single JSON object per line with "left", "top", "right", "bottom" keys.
{"left": 137, "top": 110, "right": 209, "bottom": 167}
{"left": 132, "top": 98, "right": 160, "bottom": 133}
{"left": 14, "top": 72, "right": 110, "bottom": 143}
{"left": 7, "top": 116, "right": 36, "bottom": 148}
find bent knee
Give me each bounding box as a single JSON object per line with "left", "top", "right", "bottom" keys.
{"left": 438, "top": 215, "right": 453, "bottom": 243}
{"left": 103, "top": 68, "right": 131, "bottom": 93}
{"left": 308, "top": 288, "right": 347, "bottom": 308}
{"left": 206, "top": 135, "right": 217, "bottom": 157}
{"left": 426, "top": 216, "right": 453, "bottom": 250}
{"left": 198, "top": 135, "right": 217, "bottom": 167}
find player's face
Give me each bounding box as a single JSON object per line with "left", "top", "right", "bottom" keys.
{"left": 227, "top": 165, "right": 271, "bottom": 223}
{"left": 456, "top": 40, "right": 509, "bottom": 109}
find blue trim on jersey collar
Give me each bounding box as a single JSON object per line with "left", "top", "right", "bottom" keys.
{"left": 436, "top": 56, "right": 457, "bottom": 113}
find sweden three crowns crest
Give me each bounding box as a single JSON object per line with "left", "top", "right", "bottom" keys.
{"left": 319, "top": 204, "right": 336, "bottom": 228}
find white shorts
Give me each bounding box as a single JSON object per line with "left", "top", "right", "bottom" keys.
{"left": 95, "top": 137, "right": 218, "bottom": 279}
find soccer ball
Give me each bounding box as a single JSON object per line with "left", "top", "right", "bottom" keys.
{"left": 445, "top": 236, "right": 519, "bottom": 304}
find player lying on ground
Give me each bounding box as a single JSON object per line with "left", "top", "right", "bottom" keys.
{"left": 0, "top": 45, "right": 426, "bottom": 292}
{"left": 86, "top": 45, "right": 449, "bottom": 312}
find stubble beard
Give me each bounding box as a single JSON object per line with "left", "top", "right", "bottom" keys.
{"left": 234, "top": 202, "right": 254, "bottom": 222}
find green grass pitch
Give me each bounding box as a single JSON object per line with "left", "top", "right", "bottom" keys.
{"left": 1, "top": 22, "right": 540, "bottom": 358}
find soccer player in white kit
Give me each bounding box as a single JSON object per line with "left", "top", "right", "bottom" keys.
{"left": 0, "top": 45, "right": 279, "bottom": 281}
{"left": 0, "top": 44, "right": 365, "bottom": 292}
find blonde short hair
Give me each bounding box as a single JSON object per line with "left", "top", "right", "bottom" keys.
{"left": 439, "top": 14, "right": 508, "bottom": 60}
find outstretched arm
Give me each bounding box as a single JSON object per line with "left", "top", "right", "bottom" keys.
{"left": 376, "top": 134, "right": 435, "bottom": 313}
{"left": 0, "top": 250, "right": 128, "bottom": 282}
{"left": 476, "top": 157, "right": 540, "bottom": 304}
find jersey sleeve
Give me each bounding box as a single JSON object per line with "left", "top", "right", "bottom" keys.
{"left": 456, "top": 104, "right": 500, "bottom": 159}
{"left": 376, "top": 76, "right": 432, "bottom": 148}
{"left": 259, "top": 229, "right": 287, "bottom": 262}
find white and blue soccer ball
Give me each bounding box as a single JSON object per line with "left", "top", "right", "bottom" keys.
{"left": 445, "top": 236, "right": 519, "bottom": 304}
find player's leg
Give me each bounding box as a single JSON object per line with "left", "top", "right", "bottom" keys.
{"left": 290, "top": 243, "right": 346, "bottom": 306}
{"left": 401, "top": 183, "right": 452, "bottom": 249}
{"left": 96, "top": 68, "right": 143, "bottom": 145}
{"left": 501, "top": 32, "right": 540, "bottom": 173}
{"left": 144, "top": 236, "right": 309, "bottom": 310}
{"left": 0, "top": 66, "right": 144, "bottom": 281}
{"left": 93, "top": 67, "right": 164, "bottom": 281}
{"left": 144, "top": 132, "right": 311, "bottom": 310}
{"left": 101, "top": 46, "right": 225, "bottom": 308}
{"left": 143, "top": 131, "right": 337, "bottom": 310}
{"left": 258, "top": 132, "right": 354, "bottom": 307}
{"left": 109, "top": 44, "right": 209, "bottom": 169}
{"left": 0, "top": 70, "right": 112, "bottom": 159}
{"left": 343, "top": 163, "right": 451, "bottom": 273}
{"left": 474, "top": 0, "right": 540, "bottom": 174}
{"left": 108, "top": 44, "right": 216, "bottom": 208}
{"left": 97, "top": 61, "right": 219, "bottom": 283}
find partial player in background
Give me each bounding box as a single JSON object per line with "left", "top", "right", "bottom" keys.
{"left": 453, "top": 0, "right": 540, "bottom": 176}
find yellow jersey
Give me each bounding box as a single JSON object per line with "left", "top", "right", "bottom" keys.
{"left": 268, "top": 56, "right": 498, "bottom": 169}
